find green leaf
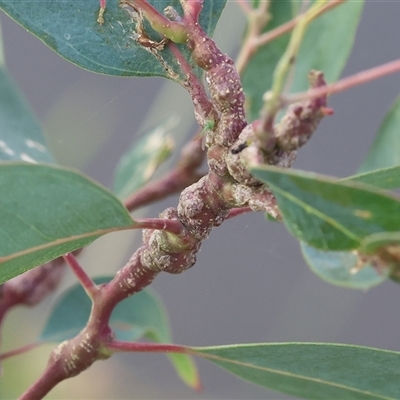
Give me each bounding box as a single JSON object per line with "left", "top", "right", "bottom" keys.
{"left": 302, "top": 167, "right": 400, "bottom": 288}
{"left": 290, "top": 1, "right": 364, "bottom": 93}
{"left": 0, "top": 0, "right": 226, "bottom": 78}
{"left": 358, "top": 94, "right": 400, "bottom": 173}
{"left": 326, "top": 86, "right": 400, "bottom": 289}
{"left": 0, "top": 66, "right": 54, "bottom": 163}
{"left": 0, "top": 164, "right": 134, "bottom": 284}
{"left": 113, "top": 118, "right": 175, "bottom": 200}
{"left": 344, "top": 165, "right": 400, "bottom": 190}
{"left": 193, "top": 343, "right": 400, "bottom": 399}
{"left": 40, "top": 276, "right": 105, "bottom": 342}
{"left": 167, "top": 352, "right": 201, "bottom": 391}
{"left": 241, "top": 1, "right": 293, "bottom": 121}
{"left": 40, "top": 276, "right": 199, "bottom": 389}
{"left": 308, "top": 162, "right": 400, "bottom": 288}
{"left": 250, "top": 165, "right": 400, "bottom": 251}
{"left": 300, "top": 242, "right": 389, "bottom": 289}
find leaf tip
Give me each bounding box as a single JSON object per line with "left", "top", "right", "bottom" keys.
{"left": 192, "top": 377, "right": 203, "bottom": 392}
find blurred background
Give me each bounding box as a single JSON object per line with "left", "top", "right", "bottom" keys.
{"left": 1, "top": 1, "right": 400, "bottom": 399}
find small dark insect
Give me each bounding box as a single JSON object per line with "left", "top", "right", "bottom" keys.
{"left": 231, "top": 142, "right": 248, "bottom": 154}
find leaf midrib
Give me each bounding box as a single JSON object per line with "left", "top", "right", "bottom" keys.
{"left": 269, "top": 183, "right": 361, "bottom": 242}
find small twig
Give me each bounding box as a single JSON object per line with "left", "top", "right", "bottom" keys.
{"left": 236, "top": 0, "right": 252, "bottom": 15}
{"left": 124, "top": 169, "right": 203, "bottom": 211}
{"left": 236, "top": 0, "right": 346, "bottom": 75}
{"left": 287, "top": 59, "right": 400, "bottom": 104}
{"left": 269, "top": 1, "right": 329, "bottom": 104}
{"left": 169, "top": 43, "right": 216, "bottom": 126}
{"left": 257, "top": 0, "right": 345, "bottom": 48}
{"left": 124, "top": 138, "right": 205, "bottom": 212}
{"left": 235, "top": 1, "right": 271, "bottom": 74}
{"left": 0, "top": 342, "right": 39, "bottom": 361}
{"left": 259, "top": 0, "right": 330, "bottom": 137}
{"left": 134, "top": 218, "right": 185, "bottom": 234}
{"left": 63, "top": 253, "right": 98, "bottom": 299}
{"left": 181, "top": 0, "right": 203, "bottom": 23}
{"left": 107, "top": 340, "right": 192, "bottom": 354}
{"left": 121, "top": 0, "right": 188, "bottom": 42}
{"left": 226, "top": 207, "right": 253, "bottom": 219}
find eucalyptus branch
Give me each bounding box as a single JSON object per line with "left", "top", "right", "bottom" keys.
{"left": 1, "top": 0, "right": 399, "bottom": 397}
{"left": 20, "top": 251, "right": 159, "bottom": 399}
{"left": 168, "top": 43, "right": 217, "bottom": 126}
{"left": 16, "top": 2, "right": 332, "bottom": 397}
{"left": 226, "top": 207, "right": 253, "bottom": 220}
{"left": 18, "top": 3, "right": 278, "bottom": 395}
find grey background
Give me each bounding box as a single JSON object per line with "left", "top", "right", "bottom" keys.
{"left": 1, "top": 1, "right": 400, "bottom": 399}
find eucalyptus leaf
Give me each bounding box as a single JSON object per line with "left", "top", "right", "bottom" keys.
{"left": 113, "top": 118, "right": 176, "bottom": 199}
{"left": 40, "top": 276, "right": 199, "bottom": 389}
{"left": 0, "top": 66, "right": 54, "bottom": 163}
{"left": 167, "top": 352, "right": 201, "bottom": 391}
{"left": 40, "top": 277, "right": 167, "bottom": 342}
{"left": 344, "top": 165, "right": 400, "bottom": 191}
{"left": 0, "top": 0, "right": 226, "bottom": 78}
{"left": 301, "top": 171, "right": 400, "bottom": 287}
{"left": 358, "top": 94, "right": 400, "bottom": 173}
{"left": 251, "top": 165, "right": 400, "bottom": 251}
{"left": 300, "top": 242, "right": 389, "bottom": 289}
{"left": 303, "top": 166, "right": 400, "bottom": 287}
{"left": 0, "top": 164, "right": 134, "bottom": 284}
{"left": 193, "top": 343, "right": 400, "bottom": 399}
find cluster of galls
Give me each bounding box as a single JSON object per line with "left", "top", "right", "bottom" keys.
{"left": 136, "top": 15, "right": 330, "bottom": 277}
{"left": 137, "top": 19, "right": 250, "bottom": 275}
